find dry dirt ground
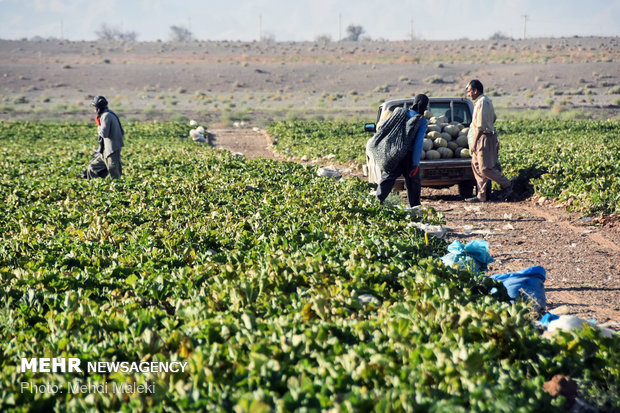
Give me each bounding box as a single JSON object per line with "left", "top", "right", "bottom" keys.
{"left": 1, "top": 38, "right": 619, "bottom": 123}
{"left": 210, "top": 127, "right": 620, "bottom": 330}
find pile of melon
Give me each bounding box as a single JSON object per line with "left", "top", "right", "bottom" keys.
{"left": 189, "top": 120, "right": 207, "bottom": 143}
{"left": 421, "top": 112, "right": 471, "bottom": 160}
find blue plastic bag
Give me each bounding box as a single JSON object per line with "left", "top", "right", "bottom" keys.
{"left": 491, "top": 266, "right": 546, "bottom": 312}
{"left": 441, "top": 239, "right": 495, "bottom": 274}
{"left": 537, "top": 312, "right": 559, "bottom": 328}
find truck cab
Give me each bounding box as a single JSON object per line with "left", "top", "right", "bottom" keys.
{"left": 364, "top": 97, "right": 476, "bottom": 199}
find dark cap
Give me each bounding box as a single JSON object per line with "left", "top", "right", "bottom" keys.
{"left": 412, "top": 94, "right": 429, "bottom": 114}
{"left": 91, "top": 96, "right": 108, "bottom": 109}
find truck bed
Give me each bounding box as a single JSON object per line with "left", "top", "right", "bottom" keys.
{"left": 420, "top": 158, "right": 474, "bottom": 187}
{"left": 366, "top": 153, "right": 475, "bottom": 196}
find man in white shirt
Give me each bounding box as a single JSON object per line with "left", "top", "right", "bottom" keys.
{"left": 466, "top": 79, "right": 513, "bottom": 202}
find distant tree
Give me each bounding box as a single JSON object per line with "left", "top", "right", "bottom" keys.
{"left": 315, "top": 34, "right": 332, "bottom": 45}
{"left": 344, "top": 25, "right": 365, "bottom": 41}
{"left": 95, "top": 24, "right": 138, "bottom": 41}
{"left": 95, "top": 24, "right": 118, "bottom": 41}
{"left": 118, "top": 31, "right": 138, "bottom": 42}
{"left": 489, "top": 31, "right": 510, "bottom": 41}
{"left": 169, "top": 25, "right": 193, "bottom": 42}
{"left": 260, "top": 32, "right": 276, "bottom": 43}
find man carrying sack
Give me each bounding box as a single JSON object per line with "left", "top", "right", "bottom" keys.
{"left": 83, "top": 95, "right": 125, "bottom": 179}
{"left": 368, "top": 94, "right": 429, "bottom": 207}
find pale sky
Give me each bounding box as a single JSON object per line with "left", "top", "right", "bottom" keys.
{"left": 0, "top": 0, "right": 618, "bottom": 42}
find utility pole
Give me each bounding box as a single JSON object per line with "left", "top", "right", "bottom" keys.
{"left": 259, "top": 14, "right": 262, "bottom": 41}
{"left": 60, "top": 20, "right": 64, "bottom": 40}
{"left": 339, "top": 13, "right": 342, "bottom": 41}
{"left": 410, "top": 17, "right": 414, "bottom": 41}
{"left": 521, "top": 14, "right": 528, "bottom": 39}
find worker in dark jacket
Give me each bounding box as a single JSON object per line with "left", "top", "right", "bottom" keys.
{"left": 375, "top": 94, "right": 429, "bottom": 206}
{"left": 84, "top": 96, "right": 124, "bottom": 179}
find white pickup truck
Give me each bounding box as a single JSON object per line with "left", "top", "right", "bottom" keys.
{"left": 364, "top": 97, "right": 476, "bottom": 199}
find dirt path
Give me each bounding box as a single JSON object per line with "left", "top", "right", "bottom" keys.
{"left": 208, "top": 127, "right": 276, "bottom": 159}
{"left": 210, "top": 128, "right": 620, "bottom": 328}
{"left": 422, "top": 189, "right": 620, "bottom": 325}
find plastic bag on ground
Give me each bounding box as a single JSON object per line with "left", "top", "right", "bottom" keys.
{"left": 441, "top": 239, "right": 494, "bottom": 274}
{"left": 546, "top": 315, "right": 614, "bottom": 338}
{"left": 317, "top": 167, "right": 341, "bottom": 179}
{"left": 538, "top": 312, "right": 560, "bottom": 328}
{"left": 490, "top": 266, "right": 546, "bottom": 312}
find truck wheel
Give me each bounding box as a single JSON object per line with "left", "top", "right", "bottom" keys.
{"left": 458, "top": 181, "right": 475, "bottom": 199}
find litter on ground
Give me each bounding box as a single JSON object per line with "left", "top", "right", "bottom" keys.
{"left": 317, "top": 167, "right": 341, "bottom": 179}
{"left": 441, "top": 239, "right": 495, "bottom": 274}
{"left": 491, "top": 266, "right": 547, "bottom": 312}
{"left": 409, "top": 222, "right": 447, "bottom": 239}
{"left": 539, "top": 314, "right": 615, "bottom": 338}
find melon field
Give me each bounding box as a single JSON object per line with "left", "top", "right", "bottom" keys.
{"left": 0, "top": 121, "right": 619, "bottom": 412}
{"left": 268, "top": 119, "right": 620, "bottom": 216}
